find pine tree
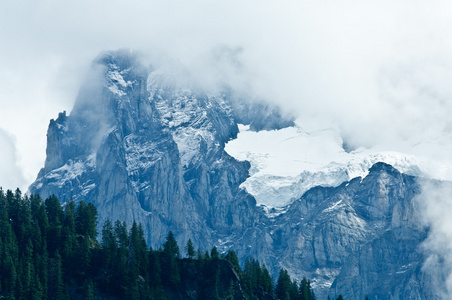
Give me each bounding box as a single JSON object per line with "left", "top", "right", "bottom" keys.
{"left": 47, "top": 250, "right": 68, "bottom": 300}
{"left": 75, "top": 201, "right": 98, "bottom": 239}
{"left": 289, "top": 279, "right": 299, "bottom": 300}
{"left": 260, "top": 264, "right": 273, "bottom": 294}
{"left": 101, "top": 219, "right": 117, "bottom": 270}
{"left": 163, "top": 231, "right": 180, "bottom": 258}
{"left": 127, "top": 221, "right": 149, "bottom": 289}
{"left": 184, "top": 239, "right": 195, "bottom": 259}
{"left": 45, "top": 195, "right": 64, "bottom": 257}
{"left": 62, "top": 200, "right": 77, "bottom": 273}
{"left": 211, "top": 246, "right": 220, "bottom": 260}
{"left": 112, "top": 221, "right": 128, "bottom": 296}
{"left": 224, "top": 250, "right": 240, "bottom": 273}
{"left": 148, "top": 249, "right": 162, "bottom": 288}
{"left": 84, "top": 279, "right": 95, "bottom": 300}
{"left": 162, "top": 231, "right": 180, "bottom": 288}
{"left": 275, "top": 268, "right": 291, "bottom": 300}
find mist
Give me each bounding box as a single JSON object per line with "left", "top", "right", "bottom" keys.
{"left": 1, "top": 0, "right": 452, "bottom": 190}
{"left": 418, "top": 180, "right": 452, "bottom": 297}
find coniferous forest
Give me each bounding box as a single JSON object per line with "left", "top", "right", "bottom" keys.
{"left": 0, "top": 188, "right": 352, "bottom": 300}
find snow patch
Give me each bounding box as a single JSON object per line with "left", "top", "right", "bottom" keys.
{"left": 108, "top": 84, "right": 126, "bottom": 96}
{"left": 124, "top": 134, "right": 161, "bottom": 173}
{"left": 81, "top": 183, "right": 96, "bottom": 196}
{"left": 44, "top": 155, "right": 95, "bottom": 188}
{"left": 108, "top": 69, "right": 131, "bottom": 87}
{"left": 323, "top": 200, "right": 343, "bottom": 213}
{"left": 149, "top": 72, "right": 225, "bottom": 167}
{"left": 225, "top": 121, "right": 435, "bottom": 209}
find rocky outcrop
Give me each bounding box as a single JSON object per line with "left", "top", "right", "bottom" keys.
{"left": 270, "top": 163, "right": 430, "bottom": 299}
{"left": 30, "top": 50, "right": 439, "bottom": 298}
{"left": 29, "top": 50, "right": 285, "bottom": 250}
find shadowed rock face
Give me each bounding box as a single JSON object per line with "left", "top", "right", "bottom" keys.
{"left": 30, "top": 50, "right": 438, "bottom": 299}
{"left": 264, "top": 163, "right": 431, "bottom": 299}
{"left": 29, "top": 50, "right": 290, "bottom": 250}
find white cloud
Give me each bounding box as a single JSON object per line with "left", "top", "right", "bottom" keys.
{"left": 1, "top": 0, "right": 452, "bottom": 189}
{"left": 418, "top": 180, "right": 452, "bottom": 298}
{"left": 0, "top": 129, "right": 26, "bottom": 190}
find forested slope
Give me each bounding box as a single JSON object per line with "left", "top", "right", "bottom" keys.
{"left": 0, "top": 189, "right": 319, "bottom": 300}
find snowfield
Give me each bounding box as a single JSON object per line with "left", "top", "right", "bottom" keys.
{"left": 225, "top": 120, "right": 445, "bottom": 209}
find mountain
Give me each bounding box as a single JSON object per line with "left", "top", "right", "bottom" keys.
{"left": 30, "top": 50, "right": 439, "bottom": 299}
{"left": 29, "top": 49, "right": 292, "bottom": 249}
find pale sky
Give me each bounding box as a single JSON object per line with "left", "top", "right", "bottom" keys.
{"left": 1, "top": 0, "right": 452, "bottom": 191}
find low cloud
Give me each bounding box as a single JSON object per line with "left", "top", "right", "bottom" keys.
{"left": 0, "top": 129, "right": 26, "bottom": 190}
{"left": 418, "top": 180, "right": 452, "bottom": 298}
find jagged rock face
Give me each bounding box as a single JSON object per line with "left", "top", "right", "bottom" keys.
{"left": 30, "top": 50, "right": 439, "bottom": 299}
{"left": 29, "top": 50, "right": 289, "bottom": 249}
{"left": 268, "top": 163, "right": 430, "bottom": 299}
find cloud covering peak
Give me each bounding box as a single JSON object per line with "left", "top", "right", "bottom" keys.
{"left": 1, "top": 0, "right": 452, "bottom": 189}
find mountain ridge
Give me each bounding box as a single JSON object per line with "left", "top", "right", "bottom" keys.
{"left": 29, "top": 50, "right": 440, "bottom": 299}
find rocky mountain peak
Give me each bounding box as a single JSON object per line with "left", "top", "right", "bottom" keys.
{"left": 29, "top": 50, "right": 442, "bottom": 299}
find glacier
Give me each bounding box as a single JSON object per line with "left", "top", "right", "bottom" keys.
{"left": 225, "top": 121, "right": 438, "bottom": 209}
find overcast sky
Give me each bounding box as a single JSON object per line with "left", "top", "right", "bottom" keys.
{"left": 1, "top": 0, "right": 452, "bottom": 191}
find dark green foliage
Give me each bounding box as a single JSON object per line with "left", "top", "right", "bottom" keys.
{"left": 161, "top": 231, "right": 181, "bottom": 288}
{"left": 242, "top": 257, "right": 275, "bottom": 299}
{"left": 275, "top": 269, "right": 291, "bottom": 300}
{"left": 163, "top": 231, "right": 180, "bottom": 258}
{"left": 84, "top": 279, "right": 95, "bottom": 300}
{"left": 299, "top": 277, "right": 316, "bottom": 300}
{"left": 75, "top": 201, "right": 97, "bottom": 239}
{"left": 225, "top": 250, "right": 240, "bottom": 273}
{"left": 211, "top": 245, "right": 220, "bottom": 260}
{"left": 184, "top": 238, "right": 195, "bottom": 259}
{"left": 0, "top": 188, "right": 318, "bottom": 300}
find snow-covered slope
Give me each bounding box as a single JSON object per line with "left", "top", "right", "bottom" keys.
{"left": 225, "top": 121, "right": 431, "bottom": 208}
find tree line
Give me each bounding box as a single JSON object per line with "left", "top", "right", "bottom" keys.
{"left": 0, "top": 188, "right": 354, "bottom": 299}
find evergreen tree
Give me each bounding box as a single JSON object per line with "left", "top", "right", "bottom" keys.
{"left": 101, "top": 219, "right": 117, "bottom": 270}
{"left": 299, "top": 277, "right": 310, "bottom": 300}
{"left": 128, "top": 221, "right": 149, "bottom": 287}
{"left": 62, "top": 200, "right": 77, "bottom": 273}
{"left": 148, "top": 249, "right": 162, "bottom": 288}
{"left": 162, "top": 231, "right": 180, "bottom": 288}
{"left": 112, "top": 221, "right": 128, "bottom": 295}
{"left": 163, "top": 231, "right": 180, "bottom": 258}
{"left": 184, "top": 238, "right": 195, "bottom": 259}
{"left": 275, "top": 268, "right": 291, "bottom": 300}
{"left": 84, "top": 279, "right": 95, "bottom": 300}
{"left": 224, "top": 250, "right": 240, "bottom": 273}
{"left": 47, "top": 250, "right": 68, "bottom": 300}
{"left": 211, "top": 246, "right": 220, "bottom": 260}
{"left": 260, "top": 264, "right": 273, "bottom": 294}
{"left": 289, "top": 279, "right": 299, "bottom": 300}
{"left": 76, "top": 201, "right": 98, "bottom": 239}
{"left": 45, "top": 195, "right": 64, "bottom": 257}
